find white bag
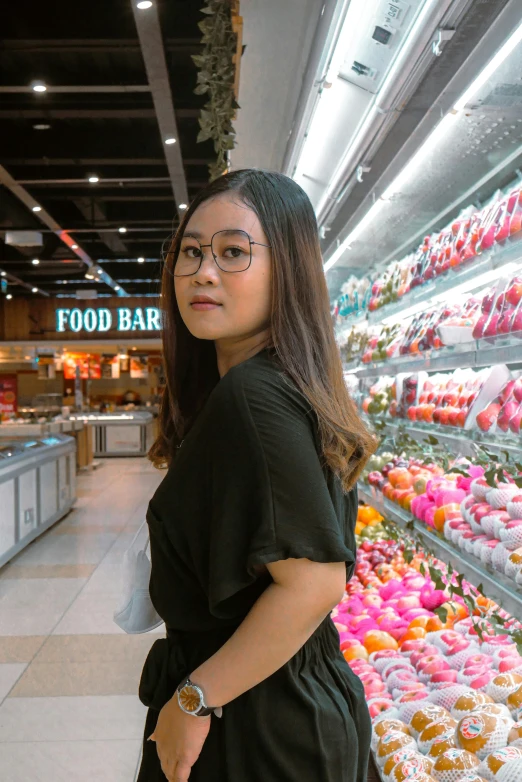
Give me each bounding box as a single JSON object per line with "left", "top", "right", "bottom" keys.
{"left": 113, "top": 520, "right": 163, "bottom": 634}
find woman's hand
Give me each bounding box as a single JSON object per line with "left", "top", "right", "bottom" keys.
{"left": 149, "top": 696, "right": 211, "bottom": 781}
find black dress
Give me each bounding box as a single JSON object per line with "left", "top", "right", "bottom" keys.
{"left": 138, "top": 348, "right": 371, "bottom": 782}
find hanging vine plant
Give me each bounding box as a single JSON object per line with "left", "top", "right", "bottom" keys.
{"left": 192, "top": 0, "right": 241, "bottom": 181}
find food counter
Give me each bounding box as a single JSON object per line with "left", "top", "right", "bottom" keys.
{"left": 0, "top": 434, "right": 77, "bottom": 568}
{"left": 68, "top": 411, "right": 154, "bottom": 456}
{"left": 0, "top": 420, "right": 93, "bottom": 470}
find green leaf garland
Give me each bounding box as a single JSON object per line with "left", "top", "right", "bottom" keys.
{"left": 192, "top": 1, "right": 240, "bottom": 181}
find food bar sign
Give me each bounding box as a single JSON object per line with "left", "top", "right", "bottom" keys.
{"left": 56, "top": 307, "right": 161, "bottom": 333}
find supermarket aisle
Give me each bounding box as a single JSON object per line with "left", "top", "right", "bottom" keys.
{"left": 0, "top": 458, "right": 165, "bottom": 782}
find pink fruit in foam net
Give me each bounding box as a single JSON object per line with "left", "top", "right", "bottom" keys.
{"left": 471, "top": 479, "right": 491, "bottom": 500}
{"left": 498, "top": 400, "right": 520, "bottom": 431}
{"left": 507, "top": 496, "right": 522, "bottom": 519}
{"left": 487, "top": 485, "right": 520, "bottom": 509}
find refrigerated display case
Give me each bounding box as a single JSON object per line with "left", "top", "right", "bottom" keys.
{"left": 0, "top": 434, "right": 76, "bottom": 568}
{"left": 68, "top": 411, "right": 154, "bottom": 456}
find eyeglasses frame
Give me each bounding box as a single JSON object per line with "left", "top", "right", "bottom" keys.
{"left": 173, "top": 229, "right": 271, "bottom": 277}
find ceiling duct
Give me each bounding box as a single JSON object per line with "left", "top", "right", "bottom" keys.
{"left": 5, "top": 230, "right": 43, "bottom": 247}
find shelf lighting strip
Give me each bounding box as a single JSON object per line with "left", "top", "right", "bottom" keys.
{"left": 324, "top": 18, "right": 522, "bottom": 274}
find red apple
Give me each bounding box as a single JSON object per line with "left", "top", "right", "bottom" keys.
{"left": 476, "top": 403, "right": 501, "bottom": 431}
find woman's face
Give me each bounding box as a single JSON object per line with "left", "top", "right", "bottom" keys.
{"left": 174, "top": 194, "right": 272, "bottom": 343}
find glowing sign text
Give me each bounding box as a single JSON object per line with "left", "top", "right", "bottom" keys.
{"left": 56, "top": 307, "right": 161, "bottom": 333}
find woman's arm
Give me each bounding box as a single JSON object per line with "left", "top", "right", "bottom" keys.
{"left": 189, "top": 557, "right": 347, "bottom": 708}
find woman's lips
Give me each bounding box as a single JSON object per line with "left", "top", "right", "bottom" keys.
{"left": 190, "top": 302, "right": 222, "bottom": 311}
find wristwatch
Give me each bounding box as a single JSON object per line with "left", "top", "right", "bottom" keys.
{"left": 177, "top": 678, "right": 222, "bottom": 718}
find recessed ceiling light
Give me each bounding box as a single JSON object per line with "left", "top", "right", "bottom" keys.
{"left": 137, "top": 1, "right": 153, "bottom": 8}
{"left": 24, "top": 355, "right": 31, "bottom": 360}
{"left": 32, "top": 205, "right": 42, "bottom": 212}
{"left": 115, "top": 285, "right": 121, "bottom": 291}
{"left": 85, "top": 273, "right": 94, "bottom": 279}
{"left": 31, "top": 81, "right": 47, "bottom": 93}
{"left": 33, "top": 123, "right": 51, "bottom": 130}
{"left": 138, "top": 257, "right": 145, "bottom": 263}
{"left": 165, "top": 137, "right": 176, "bottom": 145}
{"left": 6, "top": 294, "right": 12, "bottom": 300}
{"left": 0, "top": 271, "right": 5, "bottom": 277}
{"left": 71, "top": 244, "right": 78, "bottom": 249}
{"left": 118, "top": 227, "right": 127, "bottom": 233}
{"left": 179, "top": 203, "right": 188, "bottom": 210}
{"left": 32, "top": 287, "right": 38, "bottom": 293}
{"left": 88, "top": 175, "right": 99, "bottom": 183}
{"left": 32, "top": 259, "right": 40, "bottom": 265}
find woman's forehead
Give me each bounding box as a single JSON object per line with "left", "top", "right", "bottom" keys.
{"left": 185, "top": 195, "right": 261, "bottom": 236}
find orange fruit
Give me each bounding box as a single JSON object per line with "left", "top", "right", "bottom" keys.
{"left": 409, "top": 616, "right": 430, "bottom": 630}
{"left": 343, "top": 644, "right": 369, "bottom": 662}
{"left": 364, "top": 630, "right": 399, "bottom": 654}
{"left": 425, "top": 616, "right": 445, "bottom": 633}
{"left": 433, "top": 504, "right": 462, "bottom": 532}
{"left": 399, "top": 627, "right": 427, "bottom": 646}
{"left": 440, "top": 601, "right": 468, "bottom": 623}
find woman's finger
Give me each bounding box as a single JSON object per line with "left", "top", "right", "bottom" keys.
{"left": 174, "top": 760, "right": 192, "bottom": 781}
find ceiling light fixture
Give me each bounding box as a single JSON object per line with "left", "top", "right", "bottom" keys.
{"left": 33, "top": 123, "right": 51, "bottom": 130}
{"left": 114, "top": 285, "right": 121, "bottom": 291}
{"left": 88, "top": 175, "right": 99, "bottom": 183}
{"left": 138, "top": 257, "right": 145, "bottom": 263}
{"left": 32, "top": 259, "right": 40, "bottom": 265}
{"left": 71, "top": 244, "right": 78, "bottom": 249}
{"left": 179, "top": 203, "right": 188, "bottom": 210}
{"left": 137, "top": 0, "right": 153, "bottom": 8}
{"left": 31, "top": 81, "right": 47, "bottom": 93}
{"left": 118, "top": 227, "right": 127, "bottom": 233}
{"left": 0, "top": 272, "right": 5, "bottom": 277}
{"left": 32, "top": 287, "right": 38, "bottom": 293}
{"left": 165, "top": 137, "right": 176, "bottom": 145}
{"left": 32, "top": 205, "right": 42, "bottom": 212}
{"left": 323, "top": 18, "right": 522, "bottom": 274}
{"left": 6, "top": 294, "right": 12, "bottom": 300}
{"left": 85, "top": 273, "right": 94, "bottom": 279}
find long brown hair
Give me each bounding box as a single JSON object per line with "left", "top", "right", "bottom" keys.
{"left": 149, "top": 169, "right": 375, "bottom": 490}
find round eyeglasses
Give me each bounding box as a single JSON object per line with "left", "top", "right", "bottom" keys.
{"left": 173, "top": 229, "right": 271, "bottom": 277}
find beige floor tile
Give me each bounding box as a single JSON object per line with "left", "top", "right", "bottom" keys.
{"left": 0, "top": 663, "right": 27, "bottom": 700}
{"left": 0, "top": 694, "right": 147, "bottom": 741}
{"left": 0, "top": 739, "right": 142, "bottom": 782}
{"left": 35, "top": 633, "right": 164, "bottom": 663}
{"left": 52, "top": 591, "right": 126, "bottom": 635}
{"left": 50, "top": 524, "right": 127, "bottom": 535}
{"left": 12, "top": 532, "right": 118, "bottom": 566}
{"left": 0, "top": 636, "right": 46, "bottom": 663}
{"left": 0, "top": 564, "right": 96, "bottom": 580}
{"left": 9, "top": 658, "right": 143, "bottom": 697}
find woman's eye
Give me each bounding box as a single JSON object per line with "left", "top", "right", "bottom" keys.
{"left": 182, "top": 247, "right": 201, "bottom": 259}
{"left": 223, "top": 246, "right": 246, "bottom": 258}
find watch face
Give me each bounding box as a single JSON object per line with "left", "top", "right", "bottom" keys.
{"left": 179, "top": 684, "right": 202, "bottom": 714}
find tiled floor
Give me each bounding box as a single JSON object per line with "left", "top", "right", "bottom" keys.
{"left": 0, "top": 457, "right": 165, "bottom": 782}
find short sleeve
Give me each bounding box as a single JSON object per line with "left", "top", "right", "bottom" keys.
{"left": 207, "top": 359, "right": 356, "bottom": 619}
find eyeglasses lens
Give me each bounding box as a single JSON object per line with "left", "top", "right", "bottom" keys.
{"left": 175, "top": 230, "right": 252, "bottom": 276}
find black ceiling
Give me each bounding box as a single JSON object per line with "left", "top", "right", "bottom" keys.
{"left": 0, "top": 0, "right": 215, "bottom": 299}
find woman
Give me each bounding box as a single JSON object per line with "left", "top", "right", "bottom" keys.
{"left": 138, "top": 169, "right": 375, "bottom": 782}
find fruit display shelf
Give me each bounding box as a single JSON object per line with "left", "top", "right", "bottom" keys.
{"left": 365, "top": 226, "right": 522, "bottom": 327}
{"left": 344, "top": 334, "right": 522, "bottom": 380}
{"left": 380, "top": 419, "right": 522, "bottom": 461}
{"left": 357, "top": 484, "right": 522, "bottom": 619}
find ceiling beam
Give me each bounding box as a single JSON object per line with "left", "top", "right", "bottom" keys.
{"left": 0, "top": 109, "right": 200, "bottom": 119}
{"left": 131, "top": 1, "right": 189, "bottom": 215}
{"left": 0, "top": 163, "right": 127, "bottom": 296}
{"left": 1, "top": 158, "right": 210, "bottom": 166}
{"left": 0, "top": 85, "right": 151, "bottom": 93}
{"left": 71, "top": 197, "right": 129, "bottom": 255}
{"left": 0, "top": 38, "right": 200, "bottom": 53}
{"left": 17, "top": 177, "right": 172, "bottom": 185}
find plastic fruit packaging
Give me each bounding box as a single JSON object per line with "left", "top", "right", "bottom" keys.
{"left": 388, "top": 755, "right": 435, "bottom": 782}
{"left": 383, "top": 746, "right": 423, "bottom": 778}
{"left": 486, "top": 674, "right": 522, "bottom": 704}
{"left": 409, "top": 706, "right": 452, "bottom": 738}
{"left": 495, "top": 758, "right": 522, "bottom": 782}
{"left": 372, "top": 718, "right": 410, "bottom": 749}
{"left": 376, "top": 731, "right": 417, "bottom": 767}
{"left": 431, "top": 748, "right": 481, "bottom": 782}
{"left": 478, "top": 746, "right": 522, "bottom": 780}
{"left": 506, "top": 685, "right": 522, "bottom": 718}
{"left": 456, "top": 712, "right": 512, "bottom": 759}
{"left": 507, "top": 721, "right": 522, "bottom": 748}
{"left": 452, "top": 693, "right": 495, "bottom": 720}
{"left": 418, "top": 718, "right": 458, "bottom": 753}
{"left": 428, "top": 731, "right": 458, "bottom": 759}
